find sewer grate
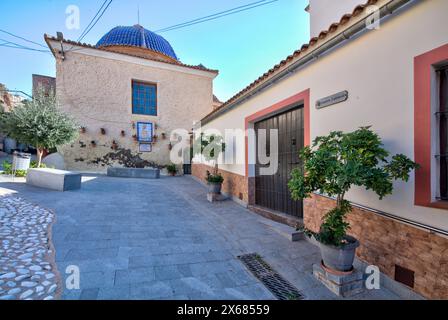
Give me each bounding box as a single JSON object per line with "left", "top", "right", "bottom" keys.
{"left": 238, "top": 253, "right": 304, "bottom": 300}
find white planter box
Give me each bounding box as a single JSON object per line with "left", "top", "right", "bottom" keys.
{"left": 26, "top": 168, "right": 82, "bottom": 192}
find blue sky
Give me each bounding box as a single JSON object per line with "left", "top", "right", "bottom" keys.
{"left": 0, "top": 0, "right": 310, "bottom": 101}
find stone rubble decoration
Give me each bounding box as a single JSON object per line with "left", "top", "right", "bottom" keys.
{"left": 0, "top": 196, "right": 61, "bottom": 300}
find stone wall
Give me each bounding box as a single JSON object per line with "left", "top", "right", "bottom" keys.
{"left": 304, "top": 194, "right": 448, "bottom": 299}
{"left": 54, "top": 49, "right": 215, "bottom": 171}
{"left": 32, "top": 74, "right": 56, "bottom": 97}
{"left": 192, "top": 163, "right": 248, "bottom": 203}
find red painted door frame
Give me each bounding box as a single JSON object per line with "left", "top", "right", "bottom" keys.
{"left": 414, "top": 43, "right": 448, "bottom": 209}
{"left": 244, "top": 89, "right": 310, "bottom": 177}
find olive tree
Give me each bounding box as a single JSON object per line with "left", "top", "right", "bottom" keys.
{"left": 288, "top": 127, "right": 419, "bottom": 246}
{"left": 0, "top": 88, "right": 79, "bottom": 167}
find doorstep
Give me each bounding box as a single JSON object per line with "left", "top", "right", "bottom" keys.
{"left": 248, "top": 205, "right": 303, "bottom": 228}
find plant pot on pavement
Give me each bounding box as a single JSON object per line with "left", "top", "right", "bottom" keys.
{"left": 208, "top": 182, "right": 222, "bottom": 194}
{"left": 319, "top": 235, "right": 360, "bottom": 272}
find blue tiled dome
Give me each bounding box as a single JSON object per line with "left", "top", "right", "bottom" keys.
{"left": 97, "top": 25, "right": 178, "bottom": 60}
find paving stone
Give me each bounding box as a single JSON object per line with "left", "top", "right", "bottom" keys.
{"left": 1, "top": 176, "right": 407, "bottom": 301}
{"left": 79, "top": 288, "right": 99, "bottom": 300}
{"left": 20, "top": 289, "right": 34, "bottom": 299}
{"left": 114, "top": 268, "right": 156, "bottom": 286}
{"left": 130, "top": 281, "right": 173, "bottom": 299}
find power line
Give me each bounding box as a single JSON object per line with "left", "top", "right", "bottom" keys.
{"left": 77, "top": 0, "right": 109, "bottom": 42}
{"left": 155, "top": 0, "right": 273, "bottom": 32}
{"left": 78, "top": 0, "right": 113, "bottom": 43}
{"left": 0, "top": 28, "right": 48, "bottom": 49}
{"left": 0, "top": 43, "right": 50, "bottom": 54}
{"left": 154, "top": 0, "right": 279, "bottom": 33}
{"left": 0, "top": 38, "right": 50, "bottom": 53}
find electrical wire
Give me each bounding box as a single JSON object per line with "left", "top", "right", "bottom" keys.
{"left": 78, "top": 0, "right": 113, "bottom": 43}
{"left": 0, "top": 28, "right": 48, "bottom": 49}
{"left": 0, "top": 38, "right": 50, "bottom": 53}
{"left": 155, "top": 0, "right": 278, "bottom": 33}
{"left": 77, "top": 0, "right": 109, "bottom": 42}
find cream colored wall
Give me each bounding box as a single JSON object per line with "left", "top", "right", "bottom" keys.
{"left": 54, "top": 47, "right": 215, "bottom": 172}
{"left": 200, "top": 0, "right": 448, "bottom": 229}
{"left": 309, "top": 0, "right": 364, "bottom": 37}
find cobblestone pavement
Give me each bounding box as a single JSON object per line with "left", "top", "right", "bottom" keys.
{"left": 0, "top": 197, "right": 60, "bottom": 300}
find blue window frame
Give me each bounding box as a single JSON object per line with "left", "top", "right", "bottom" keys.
{"left": 132, "top": 81, "right": 157, "bottom": 116}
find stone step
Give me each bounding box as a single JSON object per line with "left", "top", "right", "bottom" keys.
{"left": 258, "top": 218, "right": 305, "bottom": 242}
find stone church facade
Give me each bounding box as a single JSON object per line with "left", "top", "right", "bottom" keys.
{"left": 45, "top": 25, "right": 218, "bottom": 172}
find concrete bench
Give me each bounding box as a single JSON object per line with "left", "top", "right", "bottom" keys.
{"left": 26, "top": 168, "right": 82, "bottom": 191}
{"left": 107, "top": 167, "right": 160, "bottom": 179}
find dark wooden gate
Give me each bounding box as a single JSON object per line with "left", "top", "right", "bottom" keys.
{"left": 255, "top": 106, "right": 304, "bottom": 218}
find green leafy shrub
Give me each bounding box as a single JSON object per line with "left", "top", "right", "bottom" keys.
{"left": 166, "top": 163, "right": 178, "bottom": 174}
{"left": 288, "top": 127, "right": 419, "bottom": 247}
{"left": 1, "top": 160, "right": 47, "bottom": 177}
{"left": 206, "top": 170, "right": 224, "bottom": 184}
{"left": 0, "top": 88, "right": 79, "bottom": 167}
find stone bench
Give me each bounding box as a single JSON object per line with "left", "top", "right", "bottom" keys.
{"left": 26, "top": 168, "right": 82, "bottom": 192}
{"left": 107, "top": 167, "right": 160, "bottom": 179}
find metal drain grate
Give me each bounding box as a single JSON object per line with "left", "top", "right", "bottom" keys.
{"left": 238, "top": 253, "right": 304, "bottom": 300}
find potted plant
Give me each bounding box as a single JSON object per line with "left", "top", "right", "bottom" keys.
{"left": 288, "top": 127, "right": 418, "bottom": 273}
{"left": 206, "top": 170, "right": 224, "bottom": 194}
{"left": 194, "top": 133, "right": 226, "bottom": 195}
{"left": 166, "top": 163, "right": 178, "bottom": 176}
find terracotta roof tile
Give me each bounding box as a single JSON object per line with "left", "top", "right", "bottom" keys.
{"left": 201, "top": 0, "right": 379, "bottom": 123}
{"left": 44, "top": 35, "right": 219, "bottom": 74}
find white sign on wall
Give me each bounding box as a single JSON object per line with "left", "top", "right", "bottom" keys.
{"left": 316, "top": 91, "right": 349, "bottom": 109}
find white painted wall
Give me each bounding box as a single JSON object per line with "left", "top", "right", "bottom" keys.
{"left": 309, "top": 0, "right": 366, "bottom": 37}
{"left": 199, "top": 0, "right": 448, "bottom": 229}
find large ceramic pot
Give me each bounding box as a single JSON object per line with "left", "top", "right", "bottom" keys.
{"left": 319, "top": 235, "right": 360, "bottom": 272}
{"left": 208, "top": 182, "right": 222, "bottom": 194}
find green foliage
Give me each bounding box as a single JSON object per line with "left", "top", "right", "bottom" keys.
{"left": 166, "top": 163, "right": 178, "bottom": 174}
{"left": 193, "top": 133, "right": 226, "bottom": 162}
{"left": 194, "top": 133, "right": 226, "bottom": 183}
{"left": 0, "top": 88, "right": 79, "bottom": 165}
{"left": 206, "top": 170, "right": 224, "bottom": 184}
{"left": 317, "top": 200, "right": 352, "bottom": 246}
{"left": 2, "top": 160, "right": 47, "bottom": 177}
{"left": 288, "top": 127, "right": 419, "bottom": 247}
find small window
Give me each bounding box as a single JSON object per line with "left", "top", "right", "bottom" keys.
{"left": 132, "top": 81, "right": 157, "bottom": 116}
{"left": 437, "top": 67, "right": 448, "bottom": 200}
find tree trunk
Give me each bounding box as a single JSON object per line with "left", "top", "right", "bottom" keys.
{"left": 36, "top": 148, "right": 43, "bottom": 168}
{"left": 214, "top": 162, "right": 219, "bottom": 176}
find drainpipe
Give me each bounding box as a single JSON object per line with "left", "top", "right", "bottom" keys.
{"left": 205, "top": 0, "right": 415, "bottom": 123}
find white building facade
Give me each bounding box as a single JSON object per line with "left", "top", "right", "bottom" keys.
{"left": 193, "top": 0, "right": 448, "bottom": 299}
